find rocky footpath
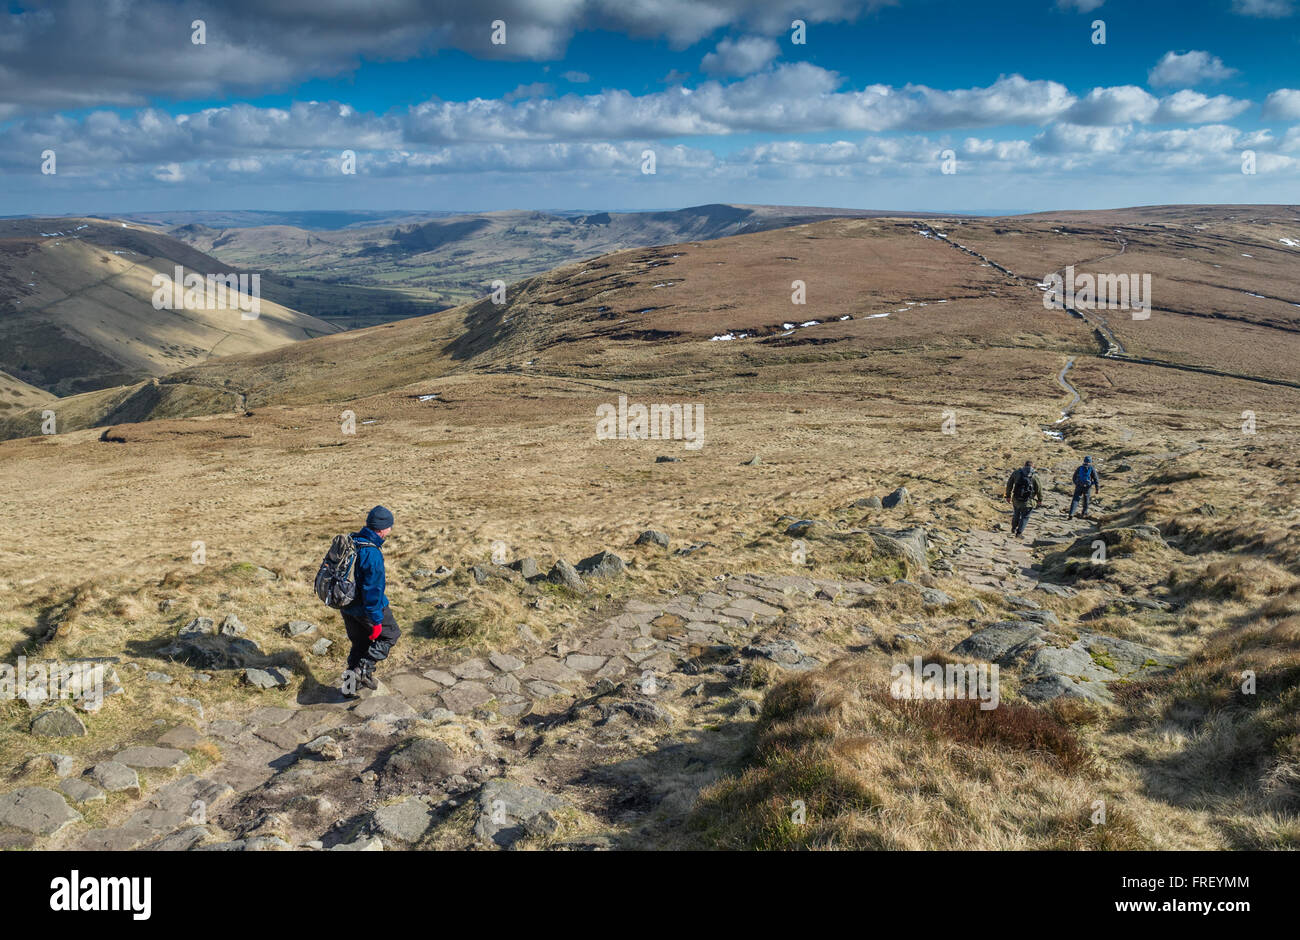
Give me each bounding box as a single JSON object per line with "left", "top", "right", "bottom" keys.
{"left": 1, "top": 467, "right": 1186, "bottom": 851}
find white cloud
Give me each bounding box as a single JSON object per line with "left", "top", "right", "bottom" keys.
{"left": 1263, "top": 89, "right": 1300, "bottom": 120}
{"left": 1055, "top": 0, "right": 1105, "bottom": 11}
{"left": 563, "top": 71, "right": 591, "bottom": 83}
{"left": 0, "top": 0, "right": 893, "bottom": 115}
{"left": 1153, "top": 90, "right": 1250, "bottom": 123}
{"left": 1034, "top": 123, "right": 1130, "bottom": 155}
{"left": 1064, "top": 86, "right": 1158, "bottom": 125}
{"left": 1148, "top": 50, "right": 1238, "bottom": 87}
{"left": 153, "top": 163, "right": 185, "bottom": 183}
{"left": 701, "top": 36, "right": 780, "bottom": 76}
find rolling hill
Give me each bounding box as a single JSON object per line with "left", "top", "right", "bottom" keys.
{"left": 0, "top": 218, "right": 342, "bottom": 397}
{"left": 165, "top": 204, "right": 909, "bottom": 325}
{"left": 1, "top": 205, "right": 1298, "bottom": 852}
{"left": 5, "top": 204, "right": 1296, "bottom": 441}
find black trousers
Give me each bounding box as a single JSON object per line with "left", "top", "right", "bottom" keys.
{"left": 341, "top": 606, "right": 401, "bottom": 672}
{"left": 1069, "top": 485, "right": 1093, "bottom": 516}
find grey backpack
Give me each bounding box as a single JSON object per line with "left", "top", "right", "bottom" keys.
{"left": 314, "top": 535, "right": 372, "bottom": 608}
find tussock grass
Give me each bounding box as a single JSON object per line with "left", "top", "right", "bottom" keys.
{"left": 688, "top": 658, "right": 1146, "bottom": 850}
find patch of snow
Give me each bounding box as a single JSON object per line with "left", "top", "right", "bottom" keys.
{"left": 417, "top": 394, "right": 439, "bottom": 402}
{"left": 1280, "top": 238, "right": 1300, "bottom": 248}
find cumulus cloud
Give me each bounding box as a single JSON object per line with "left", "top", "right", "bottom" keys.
{"left": 701, "top": 36, "right": 780, "bottom": 76}
{"left": 0, "top": 0, "right": 891, "bottom": 115}
{"left": 563, "top": 71, "right": 591, "bottom": 83}
{"left": 1055, "top": 0, "right": 1105, "bottom": 11}
{"left": 1063, "top": 86, "right": 1158, "bottom": 125}
{"left": 1262, "top": 89, "right": 1300, "bottom": 120}
{"left": 1153, "top": 90, "right": 1250, "bottom": 123}
{"left": 0, "top": 68, "right": 1263, "bottom": 182}
{"left": 1148, "top": 51, "right": 1238, "bottom": 87}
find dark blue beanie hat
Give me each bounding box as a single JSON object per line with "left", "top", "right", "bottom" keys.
{"left": 366, "top": 505, "right": 394, "bottom": 530}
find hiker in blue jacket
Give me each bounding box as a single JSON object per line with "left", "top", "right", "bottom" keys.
{"left": 1067, "top": 456, "right": 1100, "bottom": 519}
{"left": 340, "top": 506, "right": 401, "bottom": 695}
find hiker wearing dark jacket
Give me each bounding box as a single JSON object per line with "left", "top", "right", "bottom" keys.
{"left": 340, "top": 505, "right": 401, "bottom": 694}
{"left": 1067, "top": 455, "right": 1101, "bottom": 519}
{"left": 1004, "top": 460, "right": 1043, "bottom": 538}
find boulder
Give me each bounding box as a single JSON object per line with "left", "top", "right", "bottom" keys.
{"left": 509, "top": 557, "right": 541, "bottom": 579}
{"left": 575, "top": 550, "right": 627, "bottom": 579}
{"left": 368, "top": 797, "right": 435, "bottom": 843}
{"left": 384, "top": 737, "right": 467, "bottom": 780}
{"left": 471, "top": 564, "right": 519, "bottom": 585}
{"left": 30, "top": 706, "right": 87, "bottom": 738}
{"left": 158, "top": 634, "right": 267, "bottom": 671}
{"left": 473, "top": 779, "right": 568, "bottom": 848}
{"left": 304, "top": 736, "right": 343, "bottom": 761}
{"left": 742, "top": 637, "right": 818, "bottom": 670}
{"left": 634, "top": 530, "right": 670, "bottom": 549}
{"left": 219, "top": 614, "right": 246, "bottom": 636}
{"left": 90, "top": 761, "right": 140, "bottom": 794}
{"left": 0, "top": 787, "right": 82, "bottom": 835}
{"left": 243, "top": 667, "right": 288, "bottom": 690}
{"left": 919, "top": 587, "right": 954, "bottom": 608}
{"left": 59, "top": 778, "right": 104, "bottom": 804}
{"left": 869, "top": 527, "right": 929, "bottom": 571}
{"left": 951, "top": 621, "right": 1047, "bottom": 664}
{"left": 547, "top": 559, "right": 587, "bottom": 592}
{"left": 881, "top": 486, "right": 910, "bottom": 509}
{"left": 179, "top": 617, "right": 215, "bottom": 636}
{"left": 284, "top": 621, "right": 317, "bottom": 637}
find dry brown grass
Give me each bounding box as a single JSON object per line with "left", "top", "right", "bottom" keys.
{"left": 2, "top": 209, "right": 1300, "bottom": 849}
{"left": 687, "top": 658, "right": 1154, "bottom": 850}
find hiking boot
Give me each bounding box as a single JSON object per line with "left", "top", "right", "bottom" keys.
{"left": 355, "top": 661, "right": 379, "bottom": 691}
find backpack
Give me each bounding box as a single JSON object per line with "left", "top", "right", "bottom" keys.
{"left": 1012, "top": 469, "right": 1035, "bottom": 502}
{"left": 314, "top": 535, "right": 373, "bottom": 609}
{"left": 1073, "top": 464, "right": 1092, "bottom": 487}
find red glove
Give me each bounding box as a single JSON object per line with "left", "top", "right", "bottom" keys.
{"left": 369, "top": 622, "right": 383, "bottom": 641}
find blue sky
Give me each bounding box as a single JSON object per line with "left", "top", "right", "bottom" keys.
{"left": 2, "top": 0, "right": 1298, "bottom": 215}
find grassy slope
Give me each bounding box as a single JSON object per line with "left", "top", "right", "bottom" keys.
{"left": 1, "top": 207, "right": 1299, "bottom": 849}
